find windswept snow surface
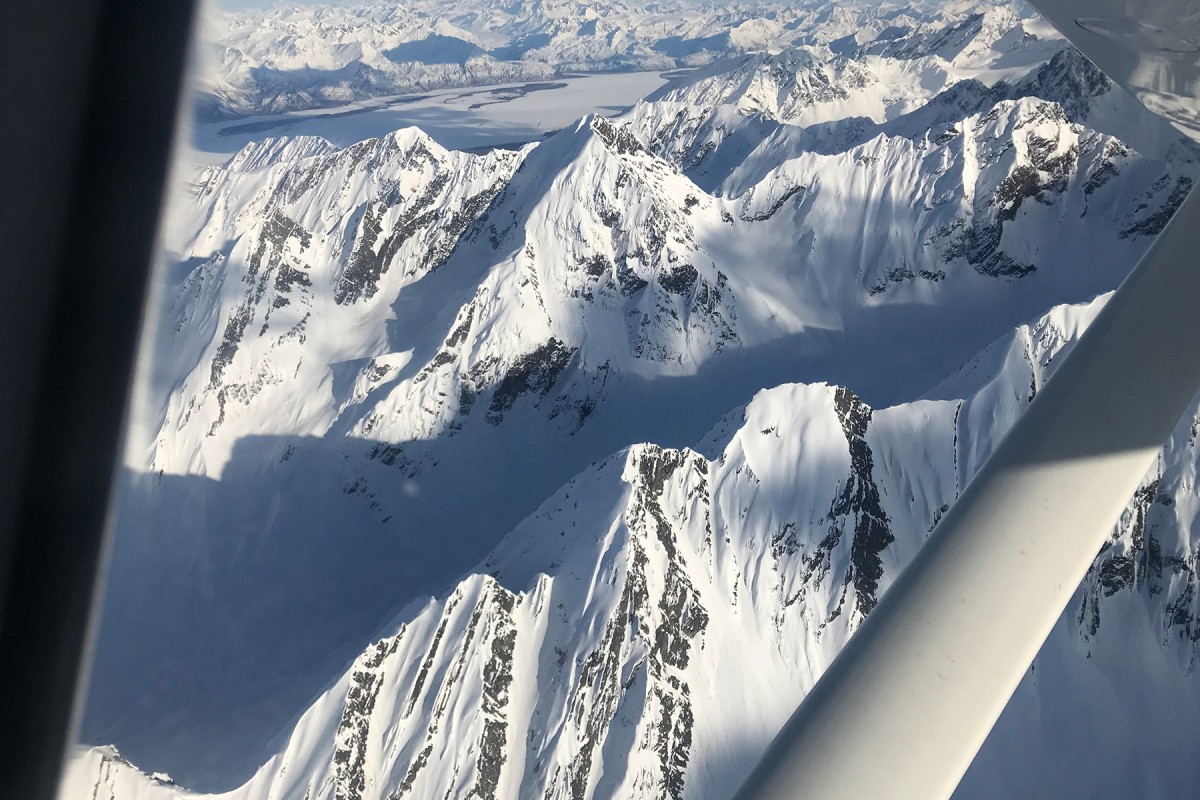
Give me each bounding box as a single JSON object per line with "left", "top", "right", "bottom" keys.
{"left": 74, "top": 2, "right": 1200, "bottom": 797}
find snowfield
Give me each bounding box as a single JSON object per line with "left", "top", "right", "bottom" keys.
{"left": 69, "top": 2, "right": 1200, "bottom": 799}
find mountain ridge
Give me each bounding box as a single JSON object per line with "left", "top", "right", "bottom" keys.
{"left": 67, "top": 293, "right": 1200, "bottom": 799}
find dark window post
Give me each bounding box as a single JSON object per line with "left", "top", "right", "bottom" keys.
{"left": 0, "top": 0, "right": 198, "bottom": 796}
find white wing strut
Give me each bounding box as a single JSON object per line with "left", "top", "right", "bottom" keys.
{"left": 734, "top": 1, "right": 1200, "bottom": 797}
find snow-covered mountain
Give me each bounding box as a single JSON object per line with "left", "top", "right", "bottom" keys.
{"left": 72, "top": 2, "right": 1200, "bottom": 797}
{"left": 66, "top": 295, "right": 1200, "bottom": 799}
{"left": 156, "top": 43, "right": 1194, "bottom": 481}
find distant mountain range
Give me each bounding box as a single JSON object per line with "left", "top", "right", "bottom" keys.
{"left": 197, "top": 0, "right": 955, "bottom": 119}
{"left": 67, "top": 3, "right": 1200, "bottom": 799}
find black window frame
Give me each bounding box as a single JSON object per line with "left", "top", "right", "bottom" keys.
{"left": 0, "top": 0, "right": 198, "bottom": 796}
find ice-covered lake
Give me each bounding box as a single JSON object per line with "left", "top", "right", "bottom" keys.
{"left": 188, "top": 70, "right": 676, "bottom": 164}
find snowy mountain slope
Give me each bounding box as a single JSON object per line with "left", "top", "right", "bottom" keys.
{"left": 157, "top": 94, "right": 1193, "bottom": 480}
{"left": 83, "top": 7, "right": 1200, "bottom": 786}
{"left": 627, "top": 41, "right": 1194, "bottom": 187}
{"left": 150, "top": 128, "right": 524, "bottom": 474}
{"left": 633, "top": 89, "right": 1193, "bottom": 298}
{"left": 636, "top": 5, "right": 1064, "bottom": 135}
{"left": 154, "top": 116, "right": 745, "bottom": 477}
{"left": 64, "top": 294, "right": 1200, "bottom": 799}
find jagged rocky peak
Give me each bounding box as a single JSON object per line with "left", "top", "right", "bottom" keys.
{"left": 540, "top": 113, "right": 672, "bottom": 170}
{"left": 910, "top": 96, "right": 1142, "bottom": 280}
{"left": 625, "top": 26, "right": 1090, "bottom": 189}
{"left": 340, "top": 113, "right": 741, "bottom": 447}
{"left": 478, "top": 114, "right": 730, "bottom": 322}
{"left": 328, "top": 128, "right": 516, "bottom": 304}
{"left": 873, "top": 47, "right": 1115, "bottom": 146}
{"left": 649, "top": 46, "right": 878, "bottom": 126}
{"left": 925, "top": 292, "right": 1108, "bottom": 405}
{"left": 585, "top": 113, "right": 654, "bottom": 158}
{"left": 222, "top": 135, "right": 339, "bottom": 173}
{"left": 682, "top": 89, "right": 1181, "bottom": 300}
{"left": 974, "top": 98, "right": 1082, "bottom": 210}
{"left": 1015, "top": 46, "right": 1111, "bottom": 120}
{"left": 856, "top": 5, "right": 1023, "bottom": 62}
{"left": 153, "top": 123, "right": 525, "bottom": 475}
{"left": 1068, "top": 388, "right": 1200, "bottom": 661}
